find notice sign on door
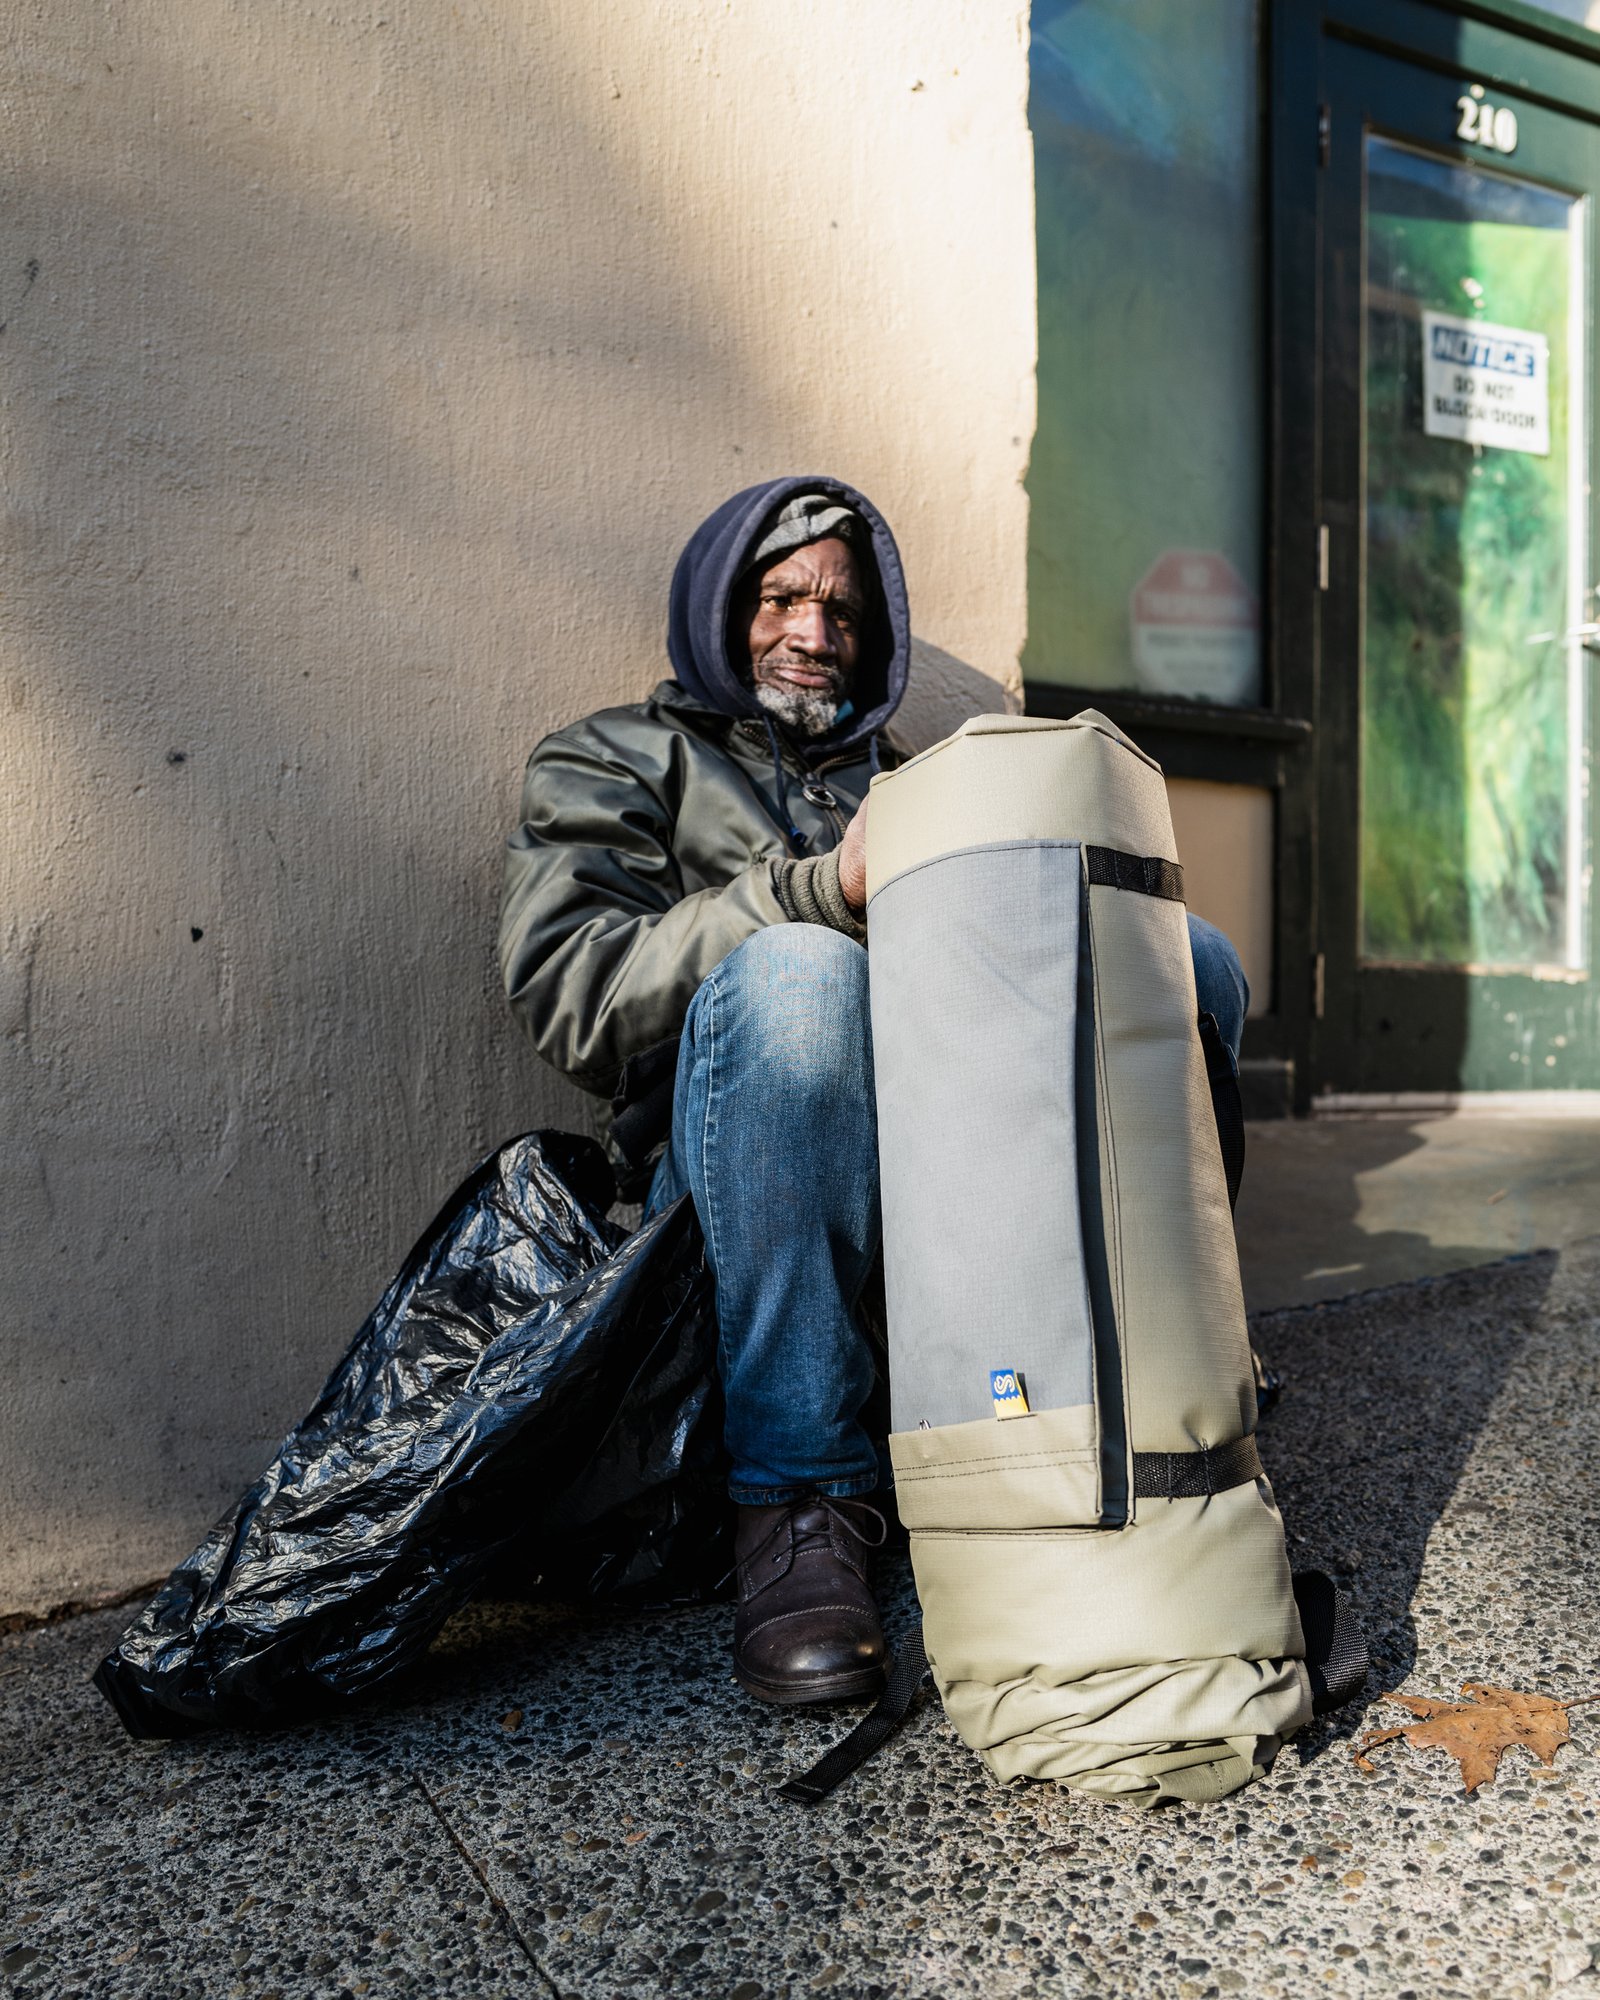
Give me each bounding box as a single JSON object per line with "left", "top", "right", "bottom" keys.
{"left": 1422, "top": 310, "right": 1549, "bottom": 455}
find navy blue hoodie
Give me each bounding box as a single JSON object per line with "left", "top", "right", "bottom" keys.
{"left": 665, "top": 474, "right": 910, "bottom": 765}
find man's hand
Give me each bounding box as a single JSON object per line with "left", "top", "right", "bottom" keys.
{"left": 838, "top": 796, "right": 868, "bottom": 912}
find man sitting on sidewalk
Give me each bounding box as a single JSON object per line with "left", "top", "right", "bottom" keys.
{"left": 498, "top": 475, "right": 1250, "bottom": 1708}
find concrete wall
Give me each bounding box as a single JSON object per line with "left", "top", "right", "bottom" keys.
{"left": 0, "top": 0, "right": 1035, "bottom": 1612}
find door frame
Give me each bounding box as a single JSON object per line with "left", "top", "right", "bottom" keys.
{"left": 1269, "top": 0, "right": 1600, "bottom": 1104}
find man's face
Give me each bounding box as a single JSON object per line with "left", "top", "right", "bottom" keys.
{"left": 737, "top": 536, "right": 864, "bottom": 738}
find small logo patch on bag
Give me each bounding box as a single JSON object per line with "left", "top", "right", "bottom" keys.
{"left": 990, "top": 1368, "right": 1030, "bottom": 1419}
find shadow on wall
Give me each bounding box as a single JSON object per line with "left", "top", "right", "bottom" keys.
{"left": 893, "top": 637, "right": 1021, "bottom": 754}
{"left": 0, "top": 89, "right": 645, "bottom": 1577}
{"left": 0, "top": 0, "right": 1024, "bottom": 1608}
{"left": 0, "top": 16, "right": 970, "bottom": 1603}
{"left": 0, "top": 0, "right": 1026, "bottom": 1608}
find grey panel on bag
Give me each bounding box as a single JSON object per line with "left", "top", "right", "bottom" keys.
{"left": 870, "top": 840, "right": 1097, "bottom": 1433}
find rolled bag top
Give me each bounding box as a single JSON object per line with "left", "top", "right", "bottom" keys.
{"left": 864, "top": 710, "right": 1312, "bottom": 1808}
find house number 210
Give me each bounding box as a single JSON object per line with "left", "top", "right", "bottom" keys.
{"left": 1457, "top": 92, "right": 1519, "bottom": 154}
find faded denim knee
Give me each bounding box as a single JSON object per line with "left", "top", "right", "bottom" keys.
{"left": 689, "top": 922, "right": 873, "bottom": 1108}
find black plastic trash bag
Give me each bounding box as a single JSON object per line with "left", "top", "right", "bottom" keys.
{"left": 94, "top": 1131, "right": 726, "bottom": 1739}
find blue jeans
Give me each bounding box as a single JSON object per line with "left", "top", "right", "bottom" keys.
{"left": 648, "top": 914, "right": 1248, "bottom": 1506}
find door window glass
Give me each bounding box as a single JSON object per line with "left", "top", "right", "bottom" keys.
{"left": 1362, "top": 138, "right": 1589, "bottom": 971}
{"left": 1519, "top": 1, "right": 1600, "bottom": 28}
{"left": 1026, "top": 0, "right": 1263, "bottom": 707}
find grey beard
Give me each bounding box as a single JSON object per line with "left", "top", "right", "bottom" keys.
{"left": 752, "top": 678, "right": 843, "bottom": 740}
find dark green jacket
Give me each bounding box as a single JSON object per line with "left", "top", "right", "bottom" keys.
{"left": 499, "top": 679, "right": 884, "bottom": 1115}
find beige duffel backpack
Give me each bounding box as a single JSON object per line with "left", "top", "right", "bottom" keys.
{"left": 781, "top": 711, "right": 1363, "bottom": 1812}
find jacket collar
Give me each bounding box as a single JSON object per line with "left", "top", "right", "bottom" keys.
{"left": 649, "top": 678, "right": 880, "bottom": 776}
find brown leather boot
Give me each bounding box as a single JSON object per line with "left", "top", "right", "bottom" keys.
{"left": 732, "top": 1495, "right": 888, "bottom": 1705}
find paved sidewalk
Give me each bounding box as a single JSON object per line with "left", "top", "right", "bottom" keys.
{"left": 7, "top": 1238, "right": 1599, "bottom": 1999}
{"left": 1236, "top": 1111, "right": 1600, "bottom": 1312}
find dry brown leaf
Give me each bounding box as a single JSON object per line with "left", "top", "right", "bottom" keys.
{"left": 1354, "top": 1684, "right": 1593, "bottom": 1792}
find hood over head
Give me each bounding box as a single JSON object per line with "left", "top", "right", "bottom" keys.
{"left": 666, "top": 474, "right": 909, "bottom": 762}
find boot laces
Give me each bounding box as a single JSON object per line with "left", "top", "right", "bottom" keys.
{"left": 779, "top": 1495, "right": 888, "bottom": 1564}
{"left": 722, "top": 1494, "right": 889, "bottom": 1589}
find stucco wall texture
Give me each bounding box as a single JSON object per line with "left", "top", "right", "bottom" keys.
{"left": 0, "top": 2, "right": 1035, "bottom": 1611}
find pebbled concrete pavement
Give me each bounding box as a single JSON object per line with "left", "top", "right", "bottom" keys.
{"left": 6, "top": 1233, "right": 1600, "bottom": 1999}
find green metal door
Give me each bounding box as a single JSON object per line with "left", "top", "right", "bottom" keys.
{"left": 1316, "top": 33, "right": 1600, "bottom": 1094}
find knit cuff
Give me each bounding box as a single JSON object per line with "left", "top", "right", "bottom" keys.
{"left": 772, "top": 851, "right": 868, "bottom": 944}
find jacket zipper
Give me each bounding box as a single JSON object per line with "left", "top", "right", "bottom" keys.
{"left": 735, "top": 723, "right": 861, "bottom": 844}
{"left": 793, "top": 748, "right": 866, "bottom": 842}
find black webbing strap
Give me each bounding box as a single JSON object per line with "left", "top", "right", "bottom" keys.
{"left": 1085, "top": 846, "right": 1185, "bottom": 902}
{"left": 776, "top": 1624, "right": 929, "bottom": 1807}
{"left": 1132, "top": 1433, "right": 1262, "bottom": 1501}
{"left": 772, "top": 1564, "right": 1367, "bottom": 1805}
{"left": 1292, "top": 1569, "right": 1370, "bottom": 1715}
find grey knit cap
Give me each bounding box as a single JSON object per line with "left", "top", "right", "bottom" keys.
{"left": 742, "top": 490, "right": 867, "bottom": 577}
